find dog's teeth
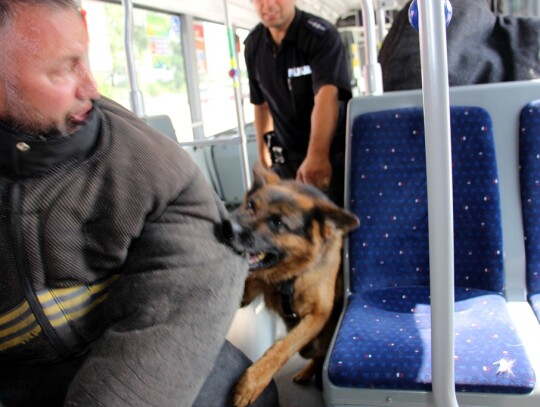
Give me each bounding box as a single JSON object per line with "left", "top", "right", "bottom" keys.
{"left": 248, "top": 252, "right": 266, "bottom": 264}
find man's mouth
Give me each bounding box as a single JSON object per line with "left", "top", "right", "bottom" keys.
{"left": 69, "top": 103, "right": 93, "bottom": 124}
{"left": 263, "top": 10, "right": 281, "bottom": 23}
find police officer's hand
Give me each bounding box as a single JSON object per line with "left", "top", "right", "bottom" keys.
{"left": 258, "top": 144, "right": 272, "bottom": 170}
{"left": 296, "top": 153, "right": 332, "bottom": 192}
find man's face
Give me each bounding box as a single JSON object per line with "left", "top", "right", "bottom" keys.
{"left": 252, "top": 0, "right": 296, "bottom": 31}
{"left": 0, "top": 5, "right": 99, "bottom": 136}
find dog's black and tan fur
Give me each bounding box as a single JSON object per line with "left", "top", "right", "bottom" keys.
{"left": 229, "top": 163, "right": 359, "bottom": 407}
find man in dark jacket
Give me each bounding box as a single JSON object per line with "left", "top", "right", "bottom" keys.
{"left": 244, "top": 0, "right": 352, "bottom": 206}
{"left": 0, "top": 1, "right": 277, "bottom": 406}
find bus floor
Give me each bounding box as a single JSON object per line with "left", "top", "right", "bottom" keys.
{"left": 274, "top": 353, "right": 326, "bottom": 407}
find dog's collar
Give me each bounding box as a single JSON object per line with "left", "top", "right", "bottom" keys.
{"left": 276, "top": 278, "right": 299, "bottom": 321}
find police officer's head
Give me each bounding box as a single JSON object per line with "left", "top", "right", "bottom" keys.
{"left": 251, "top": 0, "right": 296, "bottom": 32}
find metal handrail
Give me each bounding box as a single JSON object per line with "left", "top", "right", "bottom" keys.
{"left": 360, "top": 1, "right": 458, "bottom": 405}
{"left": 360, "top": 0, "right": 384, "bottom": 95}
{"left": 121, "top": 0, "right": 145, "bottom": 118}
{"left": 222, "top": 0, "right": 251, "bottom": 191}
{"left": 417, "top": 0, "right": 458, "bottom": 406}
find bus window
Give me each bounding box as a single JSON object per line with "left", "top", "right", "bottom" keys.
{"left": 236, "top": 27, "right": 255, "bottom": 130}
{"left": 82, "top": 0, "right": 193, "bottom": 142}
{"left": 194, "top": 19, "right": 253, "bottom": 137}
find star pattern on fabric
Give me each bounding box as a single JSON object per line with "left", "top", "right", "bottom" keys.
{"left": 493, "top": 357, "right": 516, "bottom": 377}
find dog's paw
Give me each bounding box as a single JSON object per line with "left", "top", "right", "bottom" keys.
{"left": 292, "top": 359, "right": 316, "bottom": 384}
{"left": 234, "top": 368, "right": 269, "bottom": 407}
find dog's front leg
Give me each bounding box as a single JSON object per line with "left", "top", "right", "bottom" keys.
{"left": 234, "top": 310, "right": 329, "bottom": 407}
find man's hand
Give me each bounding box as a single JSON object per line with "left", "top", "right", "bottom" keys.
{"left": 254, "top": 102, "right": 274, "bottom": 170}
{"left": 296, "top": 152, "right": 332, "bottom": 191}
{"left": 258, "top": 144, "right": 272, "bottom": 169}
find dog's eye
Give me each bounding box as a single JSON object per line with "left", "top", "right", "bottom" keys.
{"left": 246, "top": 199, "right": 255, "bottom": 211}
{"left": 268, "top": 215, "right": 285, "bottom": 231}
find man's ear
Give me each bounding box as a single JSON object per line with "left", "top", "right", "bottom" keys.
{"left": 252, "top": 161, "right": 281, "bottom": 188}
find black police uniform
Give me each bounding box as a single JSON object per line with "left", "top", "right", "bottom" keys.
{"left": 244, "top": 8, "right": 352, "bottom": 205}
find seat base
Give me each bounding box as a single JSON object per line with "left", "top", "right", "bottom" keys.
{"left": 327, "top": 287, "right": 535, "bottom": 394}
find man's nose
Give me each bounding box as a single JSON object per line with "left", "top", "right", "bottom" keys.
{"left": 76, "top": 63, "right": 99, "bottom": 99}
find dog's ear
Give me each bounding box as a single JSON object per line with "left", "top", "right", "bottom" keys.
{"left": 252, "top": 161, "right": 281, "bottom": 187}
{"left": 317, "top": 201, "right": 360, "bottom": 235}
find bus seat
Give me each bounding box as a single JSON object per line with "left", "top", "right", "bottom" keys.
{"left": 519, "top": 100, "right": 540, "bottom": 323}
{"left": 145, "top": 114, "right": 178, "bottom": 142}
{"left": 323, "top": 81, "right": 540, "bottom": 406}
{"left": 327, "top": 106, "right": 533, "bottom": 392}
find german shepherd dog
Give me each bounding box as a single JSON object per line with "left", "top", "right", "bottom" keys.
{"left": 229, "top": 163, "right": 359, "bottom": 407}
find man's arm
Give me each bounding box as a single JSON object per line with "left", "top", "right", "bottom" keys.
{"left": 296, "top": 84, "right": 339, "bottom": 191}
{"left": 296, "top": 18, "right": 351, "bottom": 190}
{"left": 64, "top": 169, "right": 247, "bottom": 407}
{"left": 254, "top": 102, "right": 274, "bottom": 169}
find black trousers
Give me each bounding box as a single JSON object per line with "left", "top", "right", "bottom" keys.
{"left": 194, "top": 341, "right": 279, "bottom": 406}
{"left": 0, "top": 341, "right": 279, "bottom": 407}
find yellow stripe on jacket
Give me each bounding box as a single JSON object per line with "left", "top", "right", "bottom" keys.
{"left": 0, "top": 275, "right": 119, "bottom": 351}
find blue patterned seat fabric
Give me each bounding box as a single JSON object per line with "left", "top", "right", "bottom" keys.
{"left": 519, "top": 100, "right": 540, "bottom": 322}
{"left": 328, "top": 107, "right": 536, "bottom": 393}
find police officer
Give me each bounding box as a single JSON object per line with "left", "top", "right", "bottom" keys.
{"left": 245, "top": 0, "right": 352, "bottom": 205}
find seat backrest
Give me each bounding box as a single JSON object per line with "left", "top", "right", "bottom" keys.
{"left": 519, "top": 100, "right": 540, "bottom": 298}
{"left": 343, "top": 80, "right": 540, "bottom": 301}
{"left": 348, "top": 106, "right": 504, "bottom": 294}
{"left": 145, "top": 114, "right": 178, "bottom": 142}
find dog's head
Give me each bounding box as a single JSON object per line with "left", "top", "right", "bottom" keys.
{"left": 229, "top": 163, "right": 359, "bottom": 283}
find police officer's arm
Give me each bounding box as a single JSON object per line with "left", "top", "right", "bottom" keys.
{"left": 254, "top": 102, "right": 274, "bottom": 169}
{"left": 296, "top": 84, "right": 339, "bottom": 190}
{"left": 297, "top": 17, "right": 351, "bottom": 190}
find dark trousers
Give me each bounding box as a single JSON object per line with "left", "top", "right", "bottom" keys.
{"left": 194, "top": 341, "right": 279, "bottom": 406}
{"left": 0, "top": 341, "right": 279, "bottom": 407}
